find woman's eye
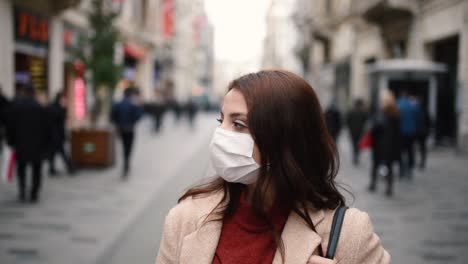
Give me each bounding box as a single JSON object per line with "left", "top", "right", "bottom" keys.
{"left": 216, "top": 118, "right": 223, "bottom": 124}
{"left": 233, "top": 121, "right": 247, "bottom": 129}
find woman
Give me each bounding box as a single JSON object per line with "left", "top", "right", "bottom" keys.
{"left": 156, "top": 70, "right": 390, "bottom": 264}
{"left": 369, "top": 90, "right": 400, "bottom": 197}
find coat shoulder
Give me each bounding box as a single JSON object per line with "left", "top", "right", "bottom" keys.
{"left": 165, "top": 191, "right": 224, "bottom": 232}
{"left": 331, "top": 208, "right": 391, "bottom": 264}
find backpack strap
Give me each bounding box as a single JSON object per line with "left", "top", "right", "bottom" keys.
{"left": 325, "top": 206, "right": 348, "bottom": 259}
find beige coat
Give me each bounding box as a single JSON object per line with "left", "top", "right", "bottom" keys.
{"left": 155, "top": 191, "right": 391, "bottom": 264}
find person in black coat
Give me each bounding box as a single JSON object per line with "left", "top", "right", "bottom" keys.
{"left": 5, "top": 85, "right": 52, "bottom": 203}
{"left": 413, "top": 96, "right": 430, "bottom": 169}
{"left": 346, "top": 99, "right": 368, "bottom": 166}
{"left": 0, "top": 85, "right": 10, "bottom": 148}
{"left": 369, "top": 91, "right": 401, "bottom": 197}
{"left": 185, "top": 98, "right": 198, "bottom": 129}
{"left": 324, "top": 104, "right": 342, "bottom": 143}
{"left": 111, "top": 87, "right": 144, "bottom": 178}
{"left": 48, "top": 92, "right": 74, "bottom": 176}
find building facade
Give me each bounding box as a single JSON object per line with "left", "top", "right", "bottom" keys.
{"left": 171, "top": 0, "right": 213, "bottom": 102}
{"left": 0, "top": 0, "right": 214, "bottom": 124}
{"left": 0, "top": 0, "right": 80, "bottom": 99}
{"left": 296, "top": 0, "right": 468, "bottom": 149}
{"left": 262, "top": 0, "right": 302, "bottom": 75}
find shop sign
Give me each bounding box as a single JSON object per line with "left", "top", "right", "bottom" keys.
{"left": 162, "top": 0, "right": 174, "bottom": 39}
{"left": 14, "top": 7, "right": 49, "bottom": 47}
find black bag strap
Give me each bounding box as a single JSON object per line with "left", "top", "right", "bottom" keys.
{"left": 325, "top": 206, "right": 348, "bottom": 259}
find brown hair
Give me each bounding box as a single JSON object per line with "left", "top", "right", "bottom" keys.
{"left": 382, "top": 89, "right": 399, "bottom": 117}
{"left": 179, "top": 69, "right": 346, "bottom": 259}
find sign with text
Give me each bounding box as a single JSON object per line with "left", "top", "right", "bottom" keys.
{"left": 14, "top": 7, "right": 49, "bottom": 47}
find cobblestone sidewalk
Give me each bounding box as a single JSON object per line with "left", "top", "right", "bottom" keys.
{"left": 0, "top": 114, "right": 217, "bottom": 264}
{"left": 337, "top": 137, "right": 468, "bottom": 264}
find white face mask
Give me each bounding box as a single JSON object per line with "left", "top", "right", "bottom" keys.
{"left": 208, "top": 127, "right": 260, "bottom": 184}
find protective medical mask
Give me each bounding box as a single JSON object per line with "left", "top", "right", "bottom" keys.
{"left": 208, "top": 127, "right": 260, "bottom": 184}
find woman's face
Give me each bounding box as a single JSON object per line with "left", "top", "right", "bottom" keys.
{"left": 218, "top": 89, "right": 261, "bottom": 164}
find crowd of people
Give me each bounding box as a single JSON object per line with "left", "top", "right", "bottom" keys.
{"left": 0, "top": 84, "right": 72, "bottom": 203}
{"left": 325, "top": 89, "right": 429, "bottom": 197}
{"left": 0, "top": 83, "right": 203, "bottom": 204}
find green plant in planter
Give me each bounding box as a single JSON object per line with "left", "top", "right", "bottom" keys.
{"left": 74, "top": 0, "right": 122, "bottom": 125}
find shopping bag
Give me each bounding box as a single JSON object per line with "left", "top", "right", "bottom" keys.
{"left": 358, "top": 130, "right": 373, "bottom": 150}
{"left": 2, "top": 147, "right": 16, "bottom": 183}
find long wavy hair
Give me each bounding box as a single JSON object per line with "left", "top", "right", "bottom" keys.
{"left": 179, "top": 69, "right": 346, "bottom": 259}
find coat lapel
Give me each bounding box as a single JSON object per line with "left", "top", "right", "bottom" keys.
{"left": 179, "top": 220, "right": 222, "bottom": 263}
{"left": 272, "top": 209, "right": 325, "bottom": 264}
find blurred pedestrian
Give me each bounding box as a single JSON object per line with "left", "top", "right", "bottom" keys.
{"left": 0, "top": 85, "right": 10, "bottom": 179}
{"left": 346, "top": 99, "right": 368, "bottom": 166}
{"left": 149, "top": 90, "right": 166, "bottom": 133}
{"left": 324, "top": 103, "right": 342, "bottom": 143}
{"left": 0, "top": 85, "right": 10, "bottom": 152}
{"left": 111, "top": 87, "right": 144, "bottom": 178}
{"left": 369, "top": 90, "right": 400, "bottom": 197}
{"left": 47, "top": 92, "right": 74, "bottom": 176}
{"left": 5, "top": 85, "right": 51, "bottom": 203}
{"left": 171, "top": 99, "right": 182, "bottom": 121}
{"left": 185, "top": 98, "right": 198, "bottom": 128}
{"left": 413, "top": 96, "right": 430, "bottom": 169}
{"left": 397, "top": 91, "right": 422, "bottom": 179}
{"left": 156, "top": 70, "right": 390, "bottom": 264}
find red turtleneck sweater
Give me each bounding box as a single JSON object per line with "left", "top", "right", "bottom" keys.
{"left": 212, "top": 193, "right": 289, "bottom": 264}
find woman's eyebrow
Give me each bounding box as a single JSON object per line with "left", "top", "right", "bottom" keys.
{"left": 229, "top": 112, "right": 247, "bottom": 118}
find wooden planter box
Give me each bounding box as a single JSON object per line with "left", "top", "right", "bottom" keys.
{"left": 71, "top": 129, "right": 115, "bottom": 168}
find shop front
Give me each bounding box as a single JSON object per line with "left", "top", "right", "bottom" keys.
{"left": 13, "top": 6, "right": 49, "bottom": 95}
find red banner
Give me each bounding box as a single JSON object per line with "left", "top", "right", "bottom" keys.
{"left": 162, "top": 0, "right": 174, "bottom": 39}
{"left": 192, "top": 15, "right": 205, "bottom": 43}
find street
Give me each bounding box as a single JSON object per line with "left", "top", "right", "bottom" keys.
{"left": 0, "top": 113, "right": 217, "bottom": 264}
{"left": 1, "top": 112, "right": 468, "bottom": 264}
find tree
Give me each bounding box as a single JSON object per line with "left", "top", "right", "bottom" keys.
{"left": 87, "top": 0, "right": 120, "bottom": 91}
{"left": 72, "top": 0, "right": 121, "bottom": 124}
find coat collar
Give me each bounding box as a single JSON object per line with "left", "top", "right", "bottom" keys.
{"left": 272, "top": 209, "right": 325, "bottom": 263}
{"left": 179, "top": 199, "right": 326, "bottom": 264}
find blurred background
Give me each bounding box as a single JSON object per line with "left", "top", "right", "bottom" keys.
{"left": 0, "top": 0, "right": 467, "bottom": 263}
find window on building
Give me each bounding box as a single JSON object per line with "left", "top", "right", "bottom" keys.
{"left": 391, "top": 40, "right": 406, "bottom": 58}
{"left": 364, "top": 57, "right": 376, "bottom": 65}
{"left": 323, "top": 39, "right": 331, "bottom": 63}
{"left": 326, "top": 0, "right": 333, "bottom": 16}
{"left": 141, "top": 0, "right": 148, "bottom": 28}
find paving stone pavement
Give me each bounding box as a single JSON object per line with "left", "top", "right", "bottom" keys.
{"left": 336, "top": 135, "right": 468, "bottom": 264}
{"left": 0, "top": 113, "right": 218, "bottom": 264}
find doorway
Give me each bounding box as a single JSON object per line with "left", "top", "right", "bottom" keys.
{"left": 432, "top": 35, "right": 459, "bottom": 145}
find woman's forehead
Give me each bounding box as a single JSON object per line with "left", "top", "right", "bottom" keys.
{"left": 222, "top": 89, "right": 248, "bottom": 114}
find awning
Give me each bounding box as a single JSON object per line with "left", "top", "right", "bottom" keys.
{"left": 124, "top": 42, "right": 146, "bottom": 61}
{"left": 367, "top": 59, "right": 447, "bottom": 74}
{"left": 12, "top": 0, "right": 81, "bottom": 15}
